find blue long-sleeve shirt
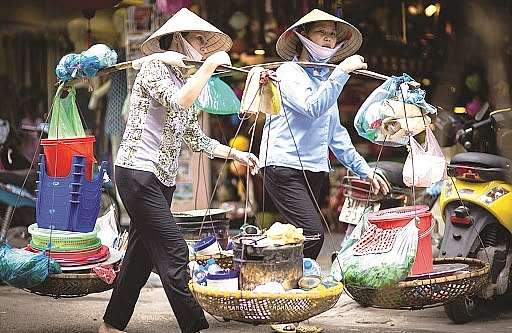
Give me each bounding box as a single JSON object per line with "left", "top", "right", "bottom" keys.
{"left": 259, "top": 60, "right": 372, "bottom": 179}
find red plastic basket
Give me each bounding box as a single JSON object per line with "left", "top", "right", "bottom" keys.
{"left": 366, "top": 205, "right": 434, "bottom": 276}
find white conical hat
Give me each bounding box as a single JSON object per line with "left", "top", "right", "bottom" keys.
{"left": 140, "top": 8, "right": 232, "bottom": 57}
{"left": 275, "top": 9, "right": 362, "bottom": 64}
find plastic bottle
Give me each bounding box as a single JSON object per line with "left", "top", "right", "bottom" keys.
{"left": 302, "top": 258, "right": 322, "bottom": 277}
{"left": 193, "top": 265, "right": 207, "bottom": 285}
{"left": 205, "top": 258, "right": 223, "bottom": 275}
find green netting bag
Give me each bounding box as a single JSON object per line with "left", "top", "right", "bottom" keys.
{"left": 48, "top": 83, "right": 86, "bottom": 139}
{"left": 0, "top": 237, "right": 62, "bottom": 289}
{"left": 194, "top": 77, "right": 241, "bottom": 115}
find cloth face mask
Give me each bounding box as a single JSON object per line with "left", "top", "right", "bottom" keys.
{"left": 175, "top": 32, "right": 204, "bottom": 61}
{"left": 294, "top": 29, "right": 343, "bottom": 63}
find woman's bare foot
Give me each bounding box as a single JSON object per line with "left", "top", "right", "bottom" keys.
{"left": 98, "top": 321, "right": 127, "bottom": 333}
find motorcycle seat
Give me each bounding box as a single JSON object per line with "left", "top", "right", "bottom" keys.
{"left": 450, "top": 152, "right": 512, "bottom": 170}
{"left": 368, "top": 161, "right": 406, "bottom": 188}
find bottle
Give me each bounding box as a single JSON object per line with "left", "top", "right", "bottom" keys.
{"left": 193, "top": 265, "right": 207, "bottom": 285}
{"left": 302, "top": 258, "right": 322, "bottom": 277}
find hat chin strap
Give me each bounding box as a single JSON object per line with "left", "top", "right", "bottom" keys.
{"left": 294, "top": 30, "right": 343, "bottom": 64}
{"left": 175, "top": 32, "right": 204, "bottom": 61}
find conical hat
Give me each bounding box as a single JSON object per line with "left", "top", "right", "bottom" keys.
{"left": 140, "top": 8, "right": 232, "bottom": 57}
{"left": 275, "top": 9, "right": 362, "bottom": 64}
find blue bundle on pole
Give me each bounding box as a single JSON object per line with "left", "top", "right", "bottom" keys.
{"left": 55, "top": 53, "right": 82, "bottom": 82}
{"left": 80, "top": 44, "right": 118, "bottom": 78}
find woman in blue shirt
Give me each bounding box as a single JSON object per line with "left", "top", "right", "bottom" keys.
{"left": 260, "top": 9, "right": 389, "bottom": 263}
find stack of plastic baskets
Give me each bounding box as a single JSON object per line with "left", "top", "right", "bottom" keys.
{"left": 36, "top": 154, "right": 107, "bottom": 233}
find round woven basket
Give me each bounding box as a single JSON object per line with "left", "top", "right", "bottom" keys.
{"left": 26, "top": 271, "right": 117, "bottom": 298}
{"left": 344, "top": 257, "right": 490, "bottom": 309}
{"left": 189, "top": 280, "right": 344, "bottom": 324}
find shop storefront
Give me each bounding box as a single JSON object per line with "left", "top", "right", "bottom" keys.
{"left": 1, "top": 0, "right": 511, "bottom": 211}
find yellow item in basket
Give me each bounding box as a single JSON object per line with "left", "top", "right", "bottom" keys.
{"left": 264, "top": 222, "right": 306, "bottom": 245}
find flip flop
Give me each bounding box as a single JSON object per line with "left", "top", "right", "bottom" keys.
{"left": 270, "top": 323, "right": 296, "bottom": 333}
{"left": 295, "top": 323, "right": 324, "bottom": 333}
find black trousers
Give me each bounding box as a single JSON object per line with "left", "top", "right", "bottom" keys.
{"left": 103, "top": 167, "right": 208, "bottom": 333}
{"left": 262, "top": 166, "right": 325, "bottom": 259}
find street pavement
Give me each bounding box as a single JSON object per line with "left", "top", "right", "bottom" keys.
{"left": 2, "top": 232, "right": 512, "bottom": 332}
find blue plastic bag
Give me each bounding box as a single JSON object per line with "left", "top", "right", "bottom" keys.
{"left": 0, "top": 237, "right": 61, "bottom": 289}
{"left": 80, "top": 44, "right": 118, "bottom": 78}
{"left": 55, "top": 53, "right": 82, "bottom": 82}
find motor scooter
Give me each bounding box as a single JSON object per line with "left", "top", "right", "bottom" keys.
{"left": 438, "top": 106, "right": 512, "bottom": 323}
{"left": 338, "top": 160, "right": 439, "bottom": 238}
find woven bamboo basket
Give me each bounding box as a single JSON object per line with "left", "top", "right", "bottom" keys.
{"left": 26, "top": 271, "right": 117, "bottom": 298}
{"left": 344, "top": 257, "right": 490, "bottom": 309}
{"left": 189, "top": 280, "right": 344, "bottom": 324}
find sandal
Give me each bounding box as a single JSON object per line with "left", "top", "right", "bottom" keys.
{"left": 270, "top": 323, "right": 296, "bottom": 333}
{"left": 295, "top": 323, "right": 324, "bottom": 333}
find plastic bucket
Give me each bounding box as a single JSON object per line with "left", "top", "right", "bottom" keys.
{"left": 366, "top": 205, "right": 434, "bottom": 276}
{"left": 41, "top": 135, "right": 96, "bottom": 180}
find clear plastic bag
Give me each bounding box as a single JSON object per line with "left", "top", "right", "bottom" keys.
{"left": 330, "top": 216, "right": 418, "bottom": 289}
{"left": 403, "top": 126, "right": 447, "bottom": 187}
{"left": 48, "top": 84, "right": 86, "bottom": 139}
{"left": 195, "top": 77, "right": 241, "bottom": 115}
{"left": 0, "top": 237, "right": 61, "bottom": 289}
{"left": 241, "top": 67, "right": 281, "bottom": 115}
{"left": 354, "top": 73, "right": 437, "bottom": 147}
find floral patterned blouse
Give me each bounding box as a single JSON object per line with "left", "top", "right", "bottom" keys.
{"left": 115, "top": 59, "right": 219, "bottom": 187}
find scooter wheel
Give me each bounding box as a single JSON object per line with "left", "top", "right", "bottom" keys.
{"left": 443, "top": 296, "right": 478, "bottom": 324}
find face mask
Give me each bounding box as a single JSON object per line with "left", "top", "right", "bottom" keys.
{"left": 294, "top": 29, "right": 344, "bottom": 63}
{"left": 175, "top": 32, "right": 204, "bottom": 61}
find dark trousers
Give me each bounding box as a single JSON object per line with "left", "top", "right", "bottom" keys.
{"left": 103, "top": 167, "right": 208, "bottom": 333}
{"left": 262, "top": 166, "right": 325, "bottom": 259}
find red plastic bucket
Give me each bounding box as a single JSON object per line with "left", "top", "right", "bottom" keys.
{"left": 366, "top": 205, "right": 434, "bottom": 276}
{"left": 41, "top": 135, "right": 96, "bottom": 180}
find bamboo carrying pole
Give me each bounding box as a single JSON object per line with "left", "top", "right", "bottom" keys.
{"left": 58, "top": 51, "right": 400, "bottom": 87}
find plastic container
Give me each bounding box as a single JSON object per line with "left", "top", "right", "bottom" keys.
{"left": 206, "top": 270, "right": 239, "bottom": 291}
{"left": 303, "top": 258, "right": 322, "bottom": 277}
{"left": 193, "top": 236, "right": 222, "bottom": 256}
{"left": 366, "top": 205, "right": 434, "bottom": 276}
{"left": 36, "top": 155, "right": 106, "bottom": 232}
{"left": 41, "top": 135, "right": 96, "bottom": 180}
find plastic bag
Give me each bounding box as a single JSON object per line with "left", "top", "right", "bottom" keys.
{"left": 241, "top": 67, "right": 281, "bottom": 115}
{"left": 403, "top": 126, "right": 447, "bottom": 187}
{"left": 195, "top": 77, "right": 241, "bottom": 115}
{"left": 55, "top": 53, "right": 82, "bottom": 82}
{"left": 80, "top": 44, "right": 118, "bottom": 78}
{"left": 379, "top": 99, "right": 432, "bottom": 144}
{"left": 354, "top": 73, "right": 437, "bottom": 147}
{"left": 0, "top": 237, "right": 61, "bottom": 289}
{"left": 330, "top": 216, "right": 418, "bottom": 289}
{"left": 48, "top": 83, "right": 86, "bottom": 139}
{"left": 96, "top": 205, "right": 119, "bottom": 248}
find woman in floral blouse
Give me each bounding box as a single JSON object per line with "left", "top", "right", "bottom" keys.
{"left": 99, "top": 8, "right": 258, "bottom": 333}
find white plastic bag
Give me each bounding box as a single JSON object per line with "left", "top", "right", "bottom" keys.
{"left": 96, "top": 205, "right": 119, "bottom": 248}
{"left": 403, "top": 126, "right": 447, "bottom": 187}
{"left": 330, "top": 216, "right": 418, "bottom": 289}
